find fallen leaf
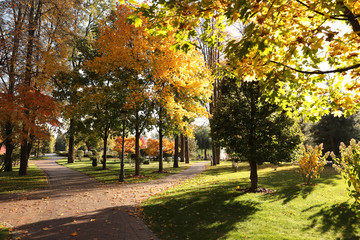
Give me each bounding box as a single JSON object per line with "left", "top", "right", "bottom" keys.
{"left": 90, "top": 219, "right": 95, "bottom": 222}
{"left": 71, "top": 232, "right": 78, "bottom": 236}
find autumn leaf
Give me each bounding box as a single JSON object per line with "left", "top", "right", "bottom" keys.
{"left": 71, "top": 232, "right": 78, "bottom": 236}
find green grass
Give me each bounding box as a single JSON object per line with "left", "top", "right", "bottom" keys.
{"left": 0, "top": 164, "right": 47, "bottom": 195}
{"left": 56, "top": 158, "right": 191, "bottom": 184}
{"left": 140, "top": 161, "right": 360, "bottom": 240}
{"left": 29, "top": 156, "right": 51, "bottom": 160}
{"left": 0, "top": 225, "right": 10, "bottom": 240}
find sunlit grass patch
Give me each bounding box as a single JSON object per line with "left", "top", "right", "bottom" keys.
{"left": 0, "top": 164, "right": 47, "bottom": 195}
{"left": 141, "top": 161, "right": 359, "bottom": 239}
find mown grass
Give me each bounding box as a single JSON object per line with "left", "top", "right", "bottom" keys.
{"left": 0, "top": 225, "right": 10, "bottom": 240}
{"left": 56, "top": 158, "right": 191, "bottom": 184}
{"left": 0, "top": 164, "right": 47, "bottom": 195}
{"left": 140, "top": 161, "right": 360, "bottom": 240}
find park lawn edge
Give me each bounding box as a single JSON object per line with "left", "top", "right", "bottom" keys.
{"left": 55, "top": 158, "right": 196, "bottom": 184}
{"left": 0, "top": 164, "right": 48, "bottom": 195}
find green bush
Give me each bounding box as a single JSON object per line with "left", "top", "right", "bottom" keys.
{"left": 75, "top": 150, "right": 84, "bottom": 161}
{"left": 331, "top": 139, "right": 360, "bottom": 204}
{"left": 56, "top": 151, "right": 68, "bottom": 157}
{"left": 90, "top": 150, "right": 100, "bottom": 167}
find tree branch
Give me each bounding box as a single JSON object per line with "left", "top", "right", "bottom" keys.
{"left": 295, "top": 0, "right": 360, "bottom": 21}
{"left": 269, "top": 60, "right": 360, "bottom": 74}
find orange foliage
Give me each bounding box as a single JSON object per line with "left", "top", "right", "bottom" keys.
{"left": 144, "top": 138, "right": 175, "bottom": 157}
{"left": 114, "top": 136, "right": 145, "bottom": 155}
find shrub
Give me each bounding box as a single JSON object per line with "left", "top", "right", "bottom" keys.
{"left": 297, "top": 144, "right": 329, "bottom": 185}
{"left": 331, "top": 139, "right": 360, "bottom": 204}
{"left": 90, "top": 150, "right": 100, "bottom": 167}
{"left": 75, "top": 150, "right": 84, "bottom": 161}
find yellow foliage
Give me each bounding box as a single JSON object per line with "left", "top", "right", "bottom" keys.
{"left": 297, "top": 144, "right": 329, "bottom": 185}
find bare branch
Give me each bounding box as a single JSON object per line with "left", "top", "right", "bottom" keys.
{"left": 269, "top": 60, "right": 360, "bottom": 74}
{"left": 295, "top": 0, "right": 360, "bottom": 21}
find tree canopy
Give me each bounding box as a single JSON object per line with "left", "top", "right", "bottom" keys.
{"left": 136, "top": 0, "right": 360, "bottom": 119}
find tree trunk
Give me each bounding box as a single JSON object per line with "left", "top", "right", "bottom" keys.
{"left": 19, "top": 142, "right": 29, "bottom": 176}
{"left": 4, "top": 122, "right": 14, "bottom": 172}
{"left": 158, "top": 117, "right": 163, "bottom": 172}
{"left": 135, "top": 130, "right": 141, "bottom": 176}
{"left": 185, "top": 136, "right": 189, "bottom": 164}
{"left": 19, "top": 136, "right": 33, "bottom": 176}
{"left": 204, "top": 148, "right": 207, "bottom": 160}
{"left": 173, "top": 135, "right": 179, "bottom": 168}
{"left": 249, "top": 160, "right": 258, "bottom": 191}
{"left": 68, "top": 119, "right": 75, "bottom": 163}
{"left": 180, "top": 133, "right": 185, "bottom": 162}
{"left": 216, "top": 147, "right": 221, "bottom": 165}
{"left": 212, "top": 145, "right": 217, "bottom": 166}
{"left": 102, "top": 127, "right": 109, "bottom": 170}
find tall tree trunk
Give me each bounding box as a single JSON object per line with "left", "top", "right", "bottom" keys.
{"left": 4, "top": 6, "right": 23, "bottom": 172}
{"left": 68, "top": 118, "right": 75, "bottom": 163}
{"left": 216, "top": 147, "right": 220, "bottom": 165}
{"left": 204, "top": 148, "right": 207, "bottom": 160}
{"left": 249, "top": 86, "right": 258, "bottom": 191}
{"left": 135, "top": 129, "right": 141, "bottom": 176}
{"left": 212, "top": 145, "right": 217, "bottom": 166}
{"left": 180, "top": 133, "right": 185, "bottom": 162}
{"left": 102, "top": 127, "right": 109, "bottom": 170}
{"left": 19, "top": 141, "right": 29, "bottom": 176}
{"left": 4, "top": 122, "right": 14, "bottom": 172}
{"left": 20, "top": 0, "right": 41, "bottom": 175}
{"left": 158, "top": 115, "right": 163, "bottom": 172}
{"left": 173, "top": 135, "right": 179, "bottom": 168}
{"left": 185, "top": 136, "right": 189, "bottom": 164}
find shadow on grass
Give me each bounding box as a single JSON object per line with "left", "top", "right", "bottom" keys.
{"left": 142, "top": 182, "right": 258, "bottom": 240}
{"left": 303, "top": 202, "right": 360, "bottom": 239}
{"left": 258, "top": 166, "right": 342, "bottom": 204}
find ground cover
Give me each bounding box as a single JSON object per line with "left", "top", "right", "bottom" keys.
{"left": 56, "top": 158, "right": 191, "bottom": 184}
{"left": 0, "top": 164, "right": 47, "bottom": 195}
{"left": 0, "top": 225, "right": 10, "bottom": 240}
{"left": 140, "top": 161, "right": 360, "bottom": 240}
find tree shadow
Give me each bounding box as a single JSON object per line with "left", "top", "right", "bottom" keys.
{"left": 258, "top": 166, "right": 342, "bottom": 204}
{"left": 303, "top": 202, "right": 360, "bottom": 239}
{"left": 141, "top": 181, "right": 259, "bottom": 240}
{"left": 15, "top": 206, "right": 152, "bottom": 240}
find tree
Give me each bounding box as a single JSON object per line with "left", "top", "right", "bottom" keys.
{"left": 53, "top": 0, "right": 116, "bottom": 164}
{"left": 136, "top": 1, "right": 360, "bottom": 119}
{"left": 88, "top": 4, "right": 213, "bottom": 174}
{"left": 212, "top": 77, "right": 303, "bottom": 191}
{"left": 195, "top": 126, "right": 212, "bottom": 160}
{"left": 55, "top": 135, "right": 67, "bottom": 152}
{"left": 0, "top": 0, "right": 82, "bottom": 175}
{"left": 304, "top": 113, "right": 360, "bottom": 156}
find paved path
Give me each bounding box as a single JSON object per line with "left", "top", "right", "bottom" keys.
{"left": 0, "top": 154, "right": 207, "bottom": 240}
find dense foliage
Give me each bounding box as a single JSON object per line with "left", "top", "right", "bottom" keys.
{"left": 212, "top": 77, "right": 303, "bottom": 190}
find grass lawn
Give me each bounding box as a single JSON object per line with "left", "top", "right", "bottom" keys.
{"left": 29, "top": 156, "right": 51, "bottom": 160}
{"left": 0, "top": 225, "right": 10, "bottom": 240}
{"left": 140, "top": 161, "right": 360, "bottom": 240}
{"left": 56, "top": 158, "right": 191, "bottom": 184}
{"left": 0, "top": 164, "right": 47, "bottom": 195}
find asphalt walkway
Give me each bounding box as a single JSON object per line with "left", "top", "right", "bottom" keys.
{"left": 0, "top": 154, "right": 207, "bottom": 240}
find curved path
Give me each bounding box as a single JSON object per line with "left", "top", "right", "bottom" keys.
{"left": 0, "top": 154, "right": 207, "bottom": 240}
